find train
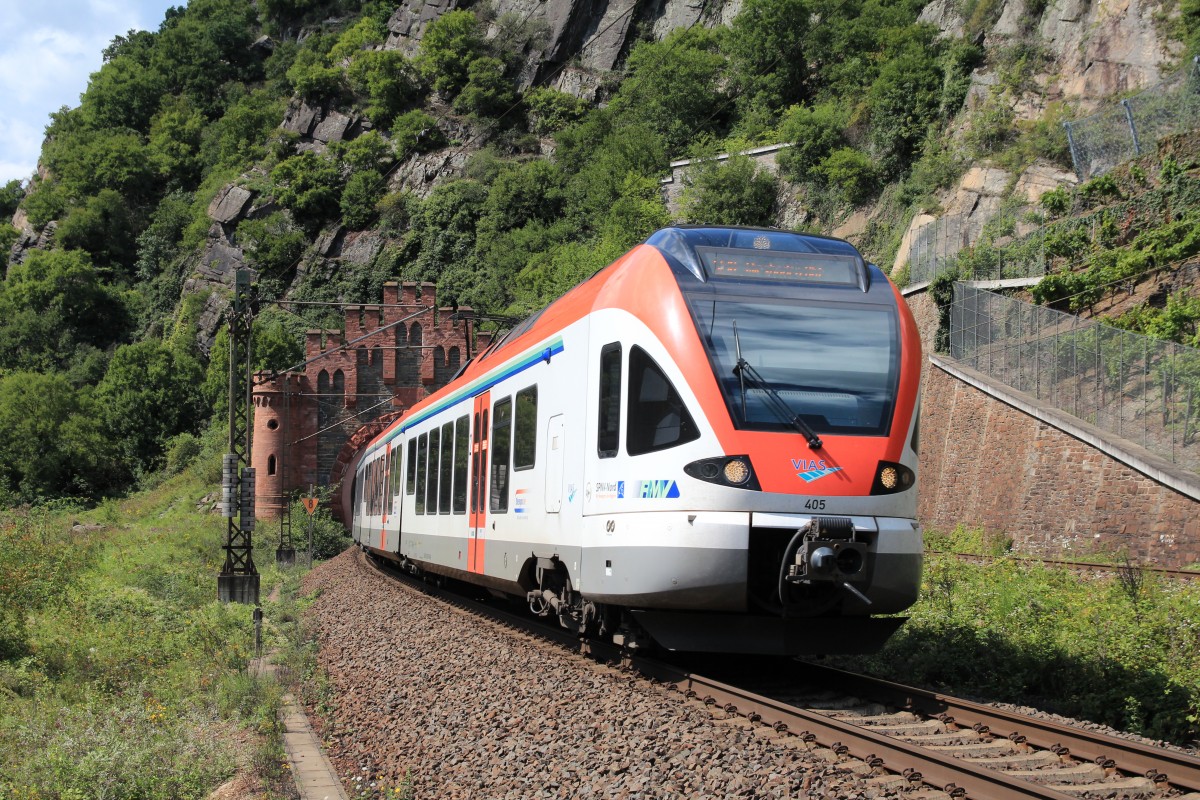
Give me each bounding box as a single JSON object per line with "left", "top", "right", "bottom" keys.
{"left": 348, "top": 225, "right": 923, "bottom": 655}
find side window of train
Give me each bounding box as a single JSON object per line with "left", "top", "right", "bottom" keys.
{"left": 627, "top": 346, "right": 700, "bottom": 456}
{"left": 439, "top": 421, "right": 453, "bottom": 513}
{"left": 415, "top": 433, "right": 428, "bottom": 514}
{"left": 513, "top": 385, "right": 538, "bottom": 470}
{"left": 406, "top": 438, "right": 416, "bottom": 495}
{"left": 391, "top": 447, "right": 402, "bottom": 497}
{"left": 427, "top": 427, "right": 441, "bottom": 515}
{"left": 490, "top": 397, "right": 512, "bottom": 513}
{"left": 453, "top": 415, "right": 469, "bottom": 514}
{"left": 598, "top": 343, "right": 621, "bottom": 458}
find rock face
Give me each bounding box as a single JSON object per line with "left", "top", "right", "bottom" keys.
{"left": 207, "top": 185, "right": 255, "bottom": 225}
{"left": 385, "top": 0, "right": 727, "bottom": 98}
{"left": 1037, "top": 0, "right": 1180, "bottom": 108}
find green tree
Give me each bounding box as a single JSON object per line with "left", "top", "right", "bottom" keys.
{"left": 341, "top": 170, "right": 386, "bottom": 230}
{"left": 347, "top": 49, "right": 423, "bottom": 126}
{"left": 148, "top": 95, "right": 206, "bottom": 187}
{"left": 270, "top": 151, "right": 344, "bottom": 229}
{"left": 252, "top": 306, "right": 307, "bottom": 372}
{"left": 55, "top": 189, "right": 138, "bottom": 273}
{"left": 41, "top": 111, "right": 156, "bottom": 201}
{"left": 151, "top": 0, "right": 264, "bottom": 113}
{"left": 0, "top": 179, "right": 25, "bottom": 218}
{"left": 0, "top": 250, "right": 129, "bottom": 371}
{"left": 331, "top": 130, "right": 394, "bottom": 174}
{"left": 329, "top": 16, "right": 387, "bottom": 62}
{"left": 818, "top": 146, "right": 877, "bottom": 205}
{"left": 0, "top": 372, "right": 124, "bottom": 501}
{"left": 96, "top": 338, "right": 206, "bottom": 473}
{"left": 453, "top": 56, "right": 516, "bottom": 117}
{"left": 199, "top": 89, "right": 286, "bottom": 174}
{"left": 416, "top": 10, "right": 484, "bottom": 97}
{"left": 776, "top": 102, "right": 849, "bottom": 181}
{"left": 682, "top": 155, "right": 778, "bottom": 226}
{"left": 235, "top": 212, "right": 307, "bottom": 274}
{"left": 524, "top": 88, "right": 588, "bottom": 135}
{"left": 868, "top": 48, "right": 943, "bottom": 174}
{"left": 606, "top": 28, "right": 727, "bottom": 152}
{"left": 80, "top": 54, "right": 167, "bottom": 133}
{"left": 391, "top": 110, "right": 445, "bottom": 157}
{"left": 20, "top": 178, "right": 69, "bottom": 229}
{"left": 726, "top": 0, "right": 810, "bottom": 111}
{"left": 286, "top": 46, "right": 345, "bottom": 102}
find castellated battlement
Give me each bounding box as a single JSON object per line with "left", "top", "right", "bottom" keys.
{"left": 251, "top": 282, "right": 478, "bottom": 522}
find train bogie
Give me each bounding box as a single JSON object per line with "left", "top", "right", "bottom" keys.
{"left": 350, "top": 226, "right": 924, "bottom": 655}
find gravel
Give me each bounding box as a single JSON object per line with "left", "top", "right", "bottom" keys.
{"left": 299, "top": 550, "right": 908, "bottom": 800}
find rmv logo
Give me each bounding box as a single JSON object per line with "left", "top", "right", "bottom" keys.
{"left": 639, "top": 480, "right": 680, "bottom": 499}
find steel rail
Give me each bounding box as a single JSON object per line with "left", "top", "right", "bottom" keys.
{"left": 792, "top": 662, "right": 1200, "bottom": 793}
{"left": 361, "top": 554, "right": 1081, "bottom": 800}
{"left": 662, "top": 670, "right": 1081, "bottom": 800}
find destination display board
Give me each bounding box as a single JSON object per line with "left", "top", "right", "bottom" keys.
{"left": 697, "top": 246, "right": 861, "bottom": 286}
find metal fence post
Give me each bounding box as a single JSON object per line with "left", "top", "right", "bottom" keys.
{"left": 1063, "top": 120, "right": 1082, "bottom": 180}
{"left": 1121, "top": 98, "right": 1142, "bottom": 156}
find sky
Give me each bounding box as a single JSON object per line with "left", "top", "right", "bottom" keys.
{"left": 0, "top": 0, "right": 182, "bottom": 184}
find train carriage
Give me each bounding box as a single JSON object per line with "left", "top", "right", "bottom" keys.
{"left": 349, "top": 226, "right": 923, "bottom": 655}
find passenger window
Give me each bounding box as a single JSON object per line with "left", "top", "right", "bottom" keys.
{"left": 427, "top": 428, "right": 440, "bottom": 515}
{"left": 439, "top": 421, "right": 453, "bottom": 514}
{"left": 406, "top": 438, "right": 416, "bottom": 495}
{"left": 513, "top": 386, "right": 537, "bottom": 470}
{"left": 598, "top": 344, "right": 621, "bottom": 458}
{"left": 627, "top": 346, "right": 700, "bottom": 456}
{"left": 490, "top": 398, "right": 512, "bottom": 513}
{"left": 415, "top": 434, "right": 427, "bottom": 514}
{"left": 453, "top": 415, "right": 469, "bottom": 514}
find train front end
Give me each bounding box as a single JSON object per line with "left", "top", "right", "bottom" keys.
{"left": 587, "top": 227, "right": 923, "bottom": 654}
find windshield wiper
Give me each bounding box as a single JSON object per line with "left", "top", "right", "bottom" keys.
{"left": 732, "top": 321, "right": 823, "bottom": 450}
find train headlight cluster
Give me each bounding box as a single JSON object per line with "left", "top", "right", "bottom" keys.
{"left": 870, "top": 461, "right": 914, "bottom": 495}
{"left": 723, "top": 459, "right": 751, "bottom": 485}
{"left": 685, "top": 456, "right": 761, "bottom": 490}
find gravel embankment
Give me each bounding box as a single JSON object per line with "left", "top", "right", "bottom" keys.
{"left": 300, "top": 550, "right": 905, "bottom": 799}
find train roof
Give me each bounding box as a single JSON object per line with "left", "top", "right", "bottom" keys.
{"left": 360, "top": 226, "right": 881, "bottom": 456}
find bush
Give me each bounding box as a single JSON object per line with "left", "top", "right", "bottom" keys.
{"left": 524, "top": 87, "right": 588, "bottom": 135}
{"left": 817, "top": 147, "right": 876, "bottom": 206}
{"left": 681, "top": 155, "right": 777, "bottom": 226}
{"left": 341, "top": 170, "right": 386, "bottom": 229}
{"left": 391, "top": 110, "right": 445, "bottom": 158}
{"left": 776, "top": 102, "right": 847, "bottom": 182}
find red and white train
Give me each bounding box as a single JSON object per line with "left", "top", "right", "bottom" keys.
{"left": 348, "top": 226, "right": 923, "bottom": 654}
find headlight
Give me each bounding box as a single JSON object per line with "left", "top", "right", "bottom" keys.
{"left": 684, "top": 456, "right": 761, "bottom": 490}
{"left": 870, "top": 461, "right": 914, "bottom": 495}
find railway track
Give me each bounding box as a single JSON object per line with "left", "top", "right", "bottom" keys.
{"left": 363, "top": 551, "right": 1200, "bottom": 800}
{"left": 929, "top": 551, "right": 1200, "bottom": 581}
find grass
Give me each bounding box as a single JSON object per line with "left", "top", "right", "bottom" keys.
{"left": 837, "top": 526, "right": 1200, "bottom": 745}
{"left": 0, "top": 434, "right": 344, "bottom": 799}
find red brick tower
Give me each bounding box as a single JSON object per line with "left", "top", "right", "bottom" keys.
{"left": 251, "top": 282, "right": 490, "bottom": 522}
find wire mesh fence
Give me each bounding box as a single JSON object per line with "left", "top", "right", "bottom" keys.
{"left": 1065, "top": 60, "right": 1200, "bottom": 182}
{"left": 907, "top": 207, "right": 1049, "bottom": 287}
{"left": 949, "top": 283, "right": 1200, "bottom": 474}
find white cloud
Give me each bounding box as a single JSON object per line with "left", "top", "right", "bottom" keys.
{"left": 0, "top": 0, "right": 178, "bottom": 184}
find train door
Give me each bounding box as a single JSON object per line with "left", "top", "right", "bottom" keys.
{"left": 380, "top": 444, "right": 390, "bottom": 550}
{"left": 468, "top": 391, "right": 490, "bottom": 573}
{"left": 545, "top": 414, "right": 564, "bottom": 513}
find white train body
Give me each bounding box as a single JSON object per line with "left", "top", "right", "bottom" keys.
{"left": 349, "top": 227, "right": 923, "bottom": 654}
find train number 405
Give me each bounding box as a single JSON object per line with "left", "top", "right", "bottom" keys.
{"left": 804, "top": 499, "right": 826, "bottom": 510}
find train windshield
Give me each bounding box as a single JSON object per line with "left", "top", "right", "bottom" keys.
{"left": 691, "top": 298, "right": 898, "bottom": 436}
